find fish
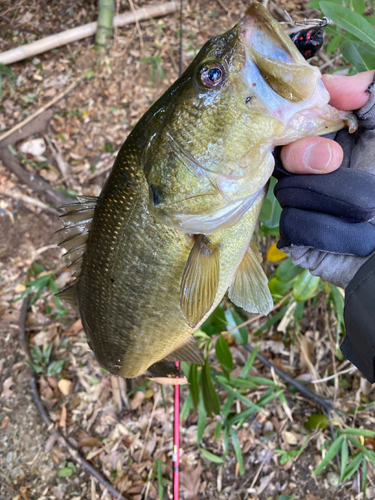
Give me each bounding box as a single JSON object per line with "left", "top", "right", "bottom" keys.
{"left": 57, "top": 3, "right": 354, "bottom": 382}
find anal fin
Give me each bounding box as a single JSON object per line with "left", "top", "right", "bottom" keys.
{"left": 228, "top": 241, "right": 273, "bottom": 315}
{"left": 180, "top": 235, "right": 219, "bottom": 328}
{"left": 164, "top": 336, "right": 204, "bottom": 365}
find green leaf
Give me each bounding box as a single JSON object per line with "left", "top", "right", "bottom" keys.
{"left": 240, "top": 346, "right": 258, "bottom": 378}
{"left": 276, "top": 258, "right": 304, "bottom": 283}
{"left": 216, "top": 335, "right": 234, "bottom": 373}
{"left": 314, "top": 435, "right": 345, "bottom": 475}
{"left": 341, "top": 453, "right": 363, "bottom": 481}
{"left": 293, "top": 269, "right": 320, "bottom": 301}
{"left": 341, "top": 428, "right": 375, "bottom": 438}
{"left": 58, "top": 467, "right": 74, "bottom": 478}
{"left": 352, "top": 0, "right": 365, "bottom": 15}
{"left": 260, "top": 178, "right": 282, "bottom": 235}
{"left": 330, "top": 285, "right": 344, "bottom": 326}
{"left": 230, "top": 427, "right": 244, "bottom": 475}
{"left": 225, "top": 308, "right": 248, "bottom": 345}
{"left": 156, "top": 458, "right": 164, "bottom": 500}
{"left": 223, "top": 425, "right": 229, "bottom": 457}
{"left": 305, "top": 414, "right": 330, "bottom": 430}
{"left": 319, "top": 2, "right": 375, "bottom": 49}
{"left": 180, "top": 391, "right": 193, "bottom": 420}
{"left": 200, "top": 448, "right": 224, "bottom": 464}
{"left": 268, "top": 277, "right": 295, "bottom": 297}
{"left": 201, "top": 304, "right": 226, "bottom": 336}
{"left": 197, "top": 393, "right": 207, "bottom": 445}
{"left": 340, "top": 439, "right": 349, "bottom": 481}
{"left": 362, "top": 456, "right": 367, "bottom": 494}
{"left": 341, "top": 41, "right": 375, "bottom": 71}
{"left": 188, "top": 363, "right": 199, "bottom": 410}
{"left": 327, "top": 34, "right": 344, "bottom": 54}
{"left": 47, "top": 360, "right": 65, "bottom": 377}
{"left": 201, "top": 359, "right": 220, "bottom": 416}
{"left": 213, "top": 376, "right": 262, "bottom": 412}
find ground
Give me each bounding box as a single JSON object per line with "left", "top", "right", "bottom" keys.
{"left": 1, "top": 0, "right": 375, "bottom": 499}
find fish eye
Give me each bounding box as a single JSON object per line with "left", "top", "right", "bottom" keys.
{"left": 200, "top": 63, "right": 225, "bottom": 88}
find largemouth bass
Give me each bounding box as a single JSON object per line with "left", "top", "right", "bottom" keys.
{"left": 58, "top": 4, "right": 353, "bottom": 380}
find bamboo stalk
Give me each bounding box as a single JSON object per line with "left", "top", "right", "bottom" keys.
{"left": 0, "top": 2, "right": 178, "bottom": 66}
{"left": 95, "top": 0, "right": 115, "bottom": 51}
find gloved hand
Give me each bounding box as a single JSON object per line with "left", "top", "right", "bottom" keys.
{"left": 274, "top": 71, "right": 375, "bottom": 289}
{"left": 274, "top": 70, "right": 375, "bottom": 382}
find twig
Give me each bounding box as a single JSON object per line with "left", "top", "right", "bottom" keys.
{"left": 19, "top": 298, "right": 129, "bottom": 500}
{"left": 215, "top": 0, "right": 229, "bottom": 13}
{"left": 226, "top": 291, "right": 293, "bottom": 336}
{"left": 128, "top": 0, "right": 144, "bottom": 53}
{"left": 311, "top": 366, "right": 357, "bottom": 384}
{"left": 0, "top": 186, "right": 60, "bottom": 215}
{"left": 138, "top": 391, "right": 160, "bottom": 463}
{"left": 0, "top": 148, "right": 72, "bottom": 206}
{"left": 0, "top": 77, "right": 84, "bottom": 144}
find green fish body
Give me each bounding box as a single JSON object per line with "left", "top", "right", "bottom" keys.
{"left": 58, "top": 4, "right": 352, "bottom": 380}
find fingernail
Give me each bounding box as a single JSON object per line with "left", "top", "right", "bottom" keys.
{"left": 305, "top": 142, "right": 332, "bottom": 172}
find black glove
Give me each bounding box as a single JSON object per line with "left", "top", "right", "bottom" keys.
{"left": 274, "top": 76, "right": 375, "bottom": 289}
{"left": 274, "top": 75, "right": 375, "bottom": 382}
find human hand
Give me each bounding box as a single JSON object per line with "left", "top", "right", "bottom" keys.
{"left": 274, "top": 70, "right": 375, "bottom": 289}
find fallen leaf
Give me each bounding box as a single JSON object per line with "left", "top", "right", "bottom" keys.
{"left": 282, "top": 431, "right": 299, "bottom": 445}
{"left": 180, "top": 461, "right": 202, "bottom": 500}
{"left": 59, "top": 404, "right": 67, "bottom": 428}
{"left": 32, "top": 324, "right": 58, "bottom": 346}
{"left": 130, "top": 391, "right": 145, "bottom": 410}
{"left": 64, "top": 319, "right": 83, "bottom": 336}
{"left": 58, "top": 379, "right": 72, "bottom": 396}
{"left": 1, "top": 415, "right": 10, "bottom": 429}
{"left": 78, "top": 436, "right": 103, "bottom": 448}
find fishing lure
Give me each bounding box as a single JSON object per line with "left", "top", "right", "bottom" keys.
{"left": 288, "top": 16, "right": 329, "bottom": 60}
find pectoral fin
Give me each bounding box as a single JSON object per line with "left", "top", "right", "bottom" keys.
{"left": 164, "top": 336, "right": 204, "bottom": 365}
{"left": 228, "top": 241, "right": 273, "bottom": 315}
{"left": 180, "top": 235, "right": 220, "bottom": 328}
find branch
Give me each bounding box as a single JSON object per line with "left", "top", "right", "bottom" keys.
{"left": 0, "top": 148, "right": 72, "bottom": 207}
{"left": 0, "top": 2, "right": 178, "bottom": 66}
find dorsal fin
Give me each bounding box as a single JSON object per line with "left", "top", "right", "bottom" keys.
{"left": 57, "top": 196, "right": 98, "bottom": 286}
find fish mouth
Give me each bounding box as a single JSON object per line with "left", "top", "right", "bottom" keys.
{"left": 240, "top": 2, "right": 319, "bottom": 102}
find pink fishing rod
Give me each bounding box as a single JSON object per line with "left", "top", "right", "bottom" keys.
{"left": 173, "top": 361, "right": 180, "bottom": 500}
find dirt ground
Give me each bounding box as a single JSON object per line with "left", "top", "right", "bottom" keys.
{"left": 1, "top": 1, "right": 375, "bottom": 499}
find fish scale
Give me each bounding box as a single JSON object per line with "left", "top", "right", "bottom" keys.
{"left": 58, "top": 3, "right": 354, "bottom": 380}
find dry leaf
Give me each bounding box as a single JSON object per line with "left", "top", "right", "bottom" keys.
{"left": 64, "top": 319, "right": 83, "bottom": 336}
{"left": 78, "top": 436, "right": 103, "bottom": 448}
{"left": 32, "top": 324, "right": 58, "bottom": 346}
{"left": 130, "top": 391, "right": 145, "bottom": 410}
{"left": 58, "top": 379, "right": 72, "bottom": 396}
{"left": 282, "top": 431, "right": 299, "bottom": 445}
{"left": 1, "top": 415, "right": 10, "bottom": 429}
{"left": 180, "top": 461, "right": 202, "bottom": 500}
{"left": 59, "top": 404, "right": 67, "bottom": 428}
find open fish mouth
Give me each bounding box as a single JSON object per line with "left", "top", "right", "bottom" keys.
{"left": 240, "top": 3, "right": 320, "bottom": 103}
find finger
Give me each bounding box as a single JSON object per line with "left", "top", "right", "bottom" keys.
{"left": 279, "top": 137, "right": 343, "bottom": 174}
{"left": 322, "top": 70, "right": 375, "bottom": 110}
